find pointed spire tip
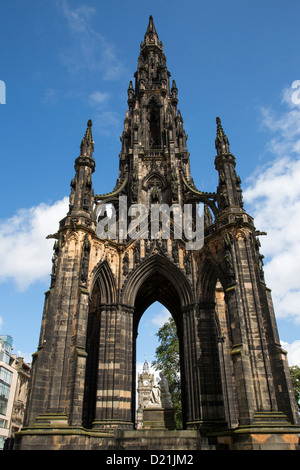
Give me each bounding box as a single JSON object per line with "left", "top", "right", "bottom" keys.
{"left": 215, "top": 116, "right": 230, "bottom": 154}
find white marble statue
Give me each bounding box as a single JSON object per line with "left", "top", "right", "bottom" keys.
{"left": 146, "top": 372, "right": 173, "bottom": 409}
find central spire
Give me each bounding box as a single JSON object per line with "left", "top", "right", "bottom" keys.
{"left": 102, "top": 15, "right": 190, "bottom": 209}
{"left": 135, "top": 15, "right": 167, "bottom": 97}
{"left": 143, "top": 15, "right": 161, "bottom": 47}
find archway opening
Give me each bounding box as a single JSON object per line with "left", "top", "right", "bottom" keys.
{"left": 135, "top": 302, "right": 169, "bottom": 428}
{"left": 132, "top": 267, "right": 185, "bottom": 429}
{"left": 124, "top": 260, "right": 192, "bottom": 428}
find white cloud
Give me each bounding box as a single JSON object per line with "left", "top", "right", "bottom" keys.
{"left": 0, "top": 197, "right": 68, "bottom": 291}
{"left": 88, "top": 91, "right": 121, "bottom": 137}
{"left": 151, "top": 308, "right": 171, "bottom": 328}
{"left": 58, "top": 0, "right": 126, "bottom": 80}
{"left": 244, "top": 83, "right": 300, "bottom": 325}
{"left": 89, "top": 91, "right": 110, "bottom": 106}
{"left": 59, "top": 1, "right": 96, "bottom": 34}
{"left": 281, "top": 340, "right": 300, "bottom": 367}
{"left": 56, "top": 1, "right": 126, "bottom": 139}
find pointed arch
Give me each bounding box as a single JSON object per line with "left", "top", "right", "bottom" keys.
{"left": 197, "top": 257, "right": 227, "bottom": 304}
{"left": 145, "top": 94, "right": 162, "bottom": 107}
{"left": 89, "top": 259, "right": 117, "bottom": 304}
{"left": 121, "top": 253, "right": 194, "bottom": 312}
{"left": 142, "top": 171, "right": 166, "bottom": 190}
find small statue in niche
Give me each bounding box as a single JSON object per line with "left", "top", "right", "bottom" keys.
{"left": 218, "top": 169, "right": 226, "bottom": 186}
{"left": 131, "top": 167, "right": 138, "bottom": 202}
{"left": 184, "top": 251, "right": 192, "bottom": 275}
{"left": 50, "top": 240, "right": 59, "bottom": 288}
{"left": 69, "top": 176, "right": 76, "bottom": 212}
{"left": 83, "top": 175, "right": 92, "bottom": 211}
{"left": 150, "top": 179, "right": 161, "bottom": 204}
{"left": 123, "top": 251, "right": 129, "bottom": 276}
{"left": 80, "top": 235, "right": 91, "bottom": 286}
{"left": 134, "top": 243, "right": 140, "bottom": 265}
{"left": 254, "top": 236, "right": 266, "bottom": 282}
{"left": 171, "top": 167, "right": 178, "bottom": 201}
{"left": 218, "top": 188, "right": 229, "bottom": 210}
{"left": 223, "top": 234, "right": 235, "bottom": 284}
{"left": 172, "top": 243, "right": 179, "bottom": 263}
{"left": 258, "top": 253, "right": 265, "bottom": 282}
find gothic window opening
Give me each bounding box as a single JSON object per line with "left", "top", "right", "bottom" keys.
{"left": 149, "top": 103, "right": 161, "bottom": 148}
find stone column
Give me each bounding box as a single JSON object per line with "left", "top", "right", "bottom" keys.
{"left": 92, "top": 305, "right": 134, "bottom": 429}
{"left": 183, "top": 304, "right": 226, "bottom": 430}
{"left": 68, "top": 286, "right": 90, "bottom": 426}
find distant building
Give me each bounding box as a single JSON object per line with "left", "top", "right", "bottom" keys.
{"left": 136, "top": 357, "right": 154, "bottom": 429}
{"left": 0, "top": 336, "right": 31, "bottom": 449}
{"left": 10, "top": 356, "right": 31, "bottom": 437}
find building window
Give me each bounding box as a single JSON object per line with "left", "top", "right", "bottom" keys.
{"left": 0, "top": 382, "right": 10, "bottom": 415}
{"left": 0, "top": 367, "right": 12, "bottom": 385}
{"left": 0, "top": 418, "right": 8, "bottom": 428}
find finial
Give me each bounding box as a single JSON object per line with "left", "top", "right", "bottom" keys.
{"left": 215, "top": 116, "right": 230, "bottom": 155}
{"left": 143, "top": 354, "right": 150, "bottom": 373}
{"left": 80, "top": 118, "right": 94, "bottom": 157}
{"left": 144, "top": 15, "right": 159, "bottom": 45}
{"left": 216, "top": 116, "right": 224, "bottom": 137}
{"left": 148, "top": 15, "right": 154, "bottom": 29}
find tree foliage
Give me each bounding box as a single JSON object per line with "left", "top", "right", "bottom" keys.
{"left": 289, "top": 365, "right": 300, "bottom": 412}
{"left": 152, "top": 316, "right": 182, "bottom": 428}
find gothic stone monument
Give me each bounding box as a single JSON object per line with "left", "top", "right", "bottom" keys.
{"left": 16, "top": 17, "right": 300, "bottom": 450}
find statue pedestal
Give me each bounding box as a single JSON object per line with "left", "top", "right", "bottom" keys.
{"left": 143, "top": 407, "right": 176, "bottom": 430}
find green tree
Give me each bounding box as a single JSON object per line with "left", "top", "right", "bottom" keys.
{"left": 289, "top": 365, "right": 300, "bottom": 412}
{"left": 152, "top": 316, "right": 182, "bottom": 428}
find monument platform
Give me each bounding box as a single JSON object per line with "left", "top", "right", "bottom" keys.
{"left": 142, "top": 407, "right": 176, "bottom": 430}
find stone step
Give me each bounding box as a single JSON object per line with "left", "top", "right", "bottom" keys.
{"left": 107, "top": 429, "right": 223, "bottom": 450}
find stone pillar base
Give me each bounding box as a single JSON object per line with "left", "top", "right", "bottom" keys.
{"left": 142, "top": 407, "right": 176, "bottom": 430}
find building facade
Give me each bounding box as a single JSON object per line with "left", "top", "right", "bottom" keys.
{"left": 0, "top": 336, "right": 16, "bottom": 449}
{"left": 16, "top": 17, "right": 300, "bottom": 450}
{"left": 10, "top": 356, "right": 31, "bottom": 439}
{"left": 0, "top": 336, "right": 31, "bottom": 449}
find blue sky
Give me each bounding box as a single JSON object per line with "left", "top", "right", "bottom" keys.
{"left": 0, "top": 0, "right": 300, "bottom": 373}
